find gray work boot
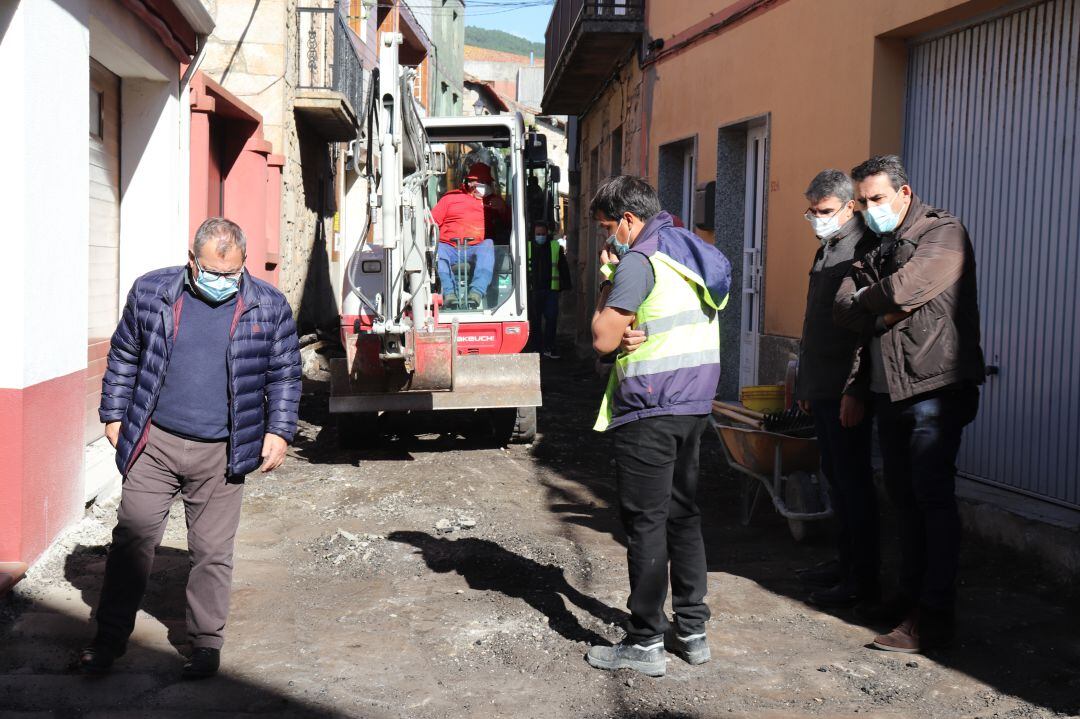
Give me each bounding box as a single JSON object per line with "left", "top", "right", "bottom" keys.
{"left": 665, "top": 629, "right": 710, "bottom": 665}
{"left": 586, "top": 637, "right": 666, "bottom": 677}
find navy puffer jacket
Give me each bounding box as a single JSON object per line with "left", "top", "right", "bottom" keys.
{"left": 99, "top": 266, "right": 302, "bottom": 477}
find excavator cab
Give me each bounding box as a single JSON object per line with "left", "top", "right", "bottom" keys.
{"left": 426, "top": 141, "right": 516, "bottom": 314}
{"left": 423, "top": 120, "right": 529, "bottom": 330}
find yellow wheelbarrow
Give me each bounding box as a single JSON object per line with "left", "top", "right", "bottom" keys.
{"left": 711, "top": 401, "right": 832, "bottom": 542}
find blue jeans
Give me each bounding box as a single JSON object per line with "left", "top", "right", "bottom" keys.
{"left": 437, "top": 240, "right": 494, "bottom": 299}
{"left": 810, "top": 398, "right": 878, "bottom": 591}
{"left": 876, "top": 383, "right": 979, "bottom": 612}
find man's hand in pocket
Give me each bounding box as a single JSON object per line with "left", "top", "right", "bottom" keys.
{"left": 104, "top": 421, "right": 121, "bottom": 448}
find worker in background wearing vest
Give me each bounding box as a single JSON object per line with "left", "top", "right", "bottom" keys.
{"left": 586, "top": 176, "right": 731, "bottom": 678}
{"left": 527, "top": 220, "right": 572, "bottom": 359}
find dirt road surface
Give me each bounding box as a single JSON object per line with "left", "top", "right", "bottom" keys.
{"left": 2, "top": 360, "right": 1079, "bottom": 718}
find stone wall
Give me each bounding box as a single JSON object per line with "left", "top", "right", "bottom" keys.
{"left": 206, "top": 0, "right": 338, "bottom": 326}
{"left": 202, "top": 0, "right": 288, "bottom": 152}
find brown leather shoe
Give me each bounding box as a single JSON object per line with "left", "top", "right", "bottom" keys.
{"left": 872, "top": 614, "right": 920, "bottom": 653}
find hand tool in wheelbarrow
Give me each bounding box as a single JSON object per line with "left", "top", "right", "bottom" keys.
{"left": 762, "top": 406, "right": 816, "bottom": 436}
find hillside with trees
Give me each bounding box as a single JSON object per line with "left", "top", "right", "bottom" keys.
{"left": 465, "top": 27, "right": 544, "bottom": 58}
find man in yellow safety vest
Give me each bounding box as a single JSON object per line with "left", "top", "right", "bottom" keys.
{"left": 586, "top": 176, "right": 731, "bottom": 677}
{"left": 527, "top": 221, "right": 571, "bottom": 358}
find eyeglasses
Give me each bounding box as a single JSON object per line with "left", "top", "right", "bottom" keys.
{"left": 195, "top": 257, "right": 243, "bottom": 280}
{"left": 804, "top": 204, "right": 846, "bottom": 221}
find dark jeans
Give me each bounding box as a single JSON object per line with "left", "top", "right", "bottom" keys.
{"left": 810, "top": 398, "right": 878, "bottom": 590}
{"left": 527, "top": 291, "right": 559, "bottom": 353}
{"left": 876, "top": 383, "right": 980, "bottom": 613}
{"left": 611, "top": 414, "right": 711, "bottom": 641}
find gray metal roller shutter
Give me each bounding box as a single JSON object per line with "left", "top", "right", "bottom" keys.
{"left": 903, "top": 0, "right": 1080, "bottom": 509}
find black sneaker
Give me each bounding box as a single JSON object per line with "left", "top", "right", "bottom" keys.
{"left": 795, "top": 558, "right": 842, "bottom": 587}
{"left": 586, "top": 637, "right": 666, "bottom": 677}
{"left": 664, "top": 630, "right": 710, "bottom": 665}
{"left": 182, "top": 647, "right": 220, "bottom": 679}
{"left": 809, "top": 581, "right": 879, "bottom": 609}
{"left": 78, "top": 640, "right": 125, "bottom": 675}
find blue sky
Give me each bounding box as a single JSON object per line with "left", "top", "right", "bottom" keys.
{"left": 465, "top": 2, "right": 554, "bottom": 44}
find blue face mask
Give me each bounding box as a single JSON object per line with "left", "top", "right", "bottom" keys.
{"left": 862, "top": 192, "right": 905, "bottom": 235}
{"left": 534, "top": 233, "right": 549, "bottom": 246}
{"left": 606, "top": 219, "right": 630, "bottom": 258}
{"left": 192, "top": 258, "right": 241, "bottom": 303}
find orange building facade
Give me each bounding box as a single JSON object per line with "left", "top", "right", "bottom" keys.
{"left": 545, "top": 0, "right": 1080, "bottom": 548}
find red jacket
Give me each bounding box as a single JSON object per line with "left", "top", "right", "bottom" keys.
{"left": 431, "top": 189, "right": 511, "bottom": 246}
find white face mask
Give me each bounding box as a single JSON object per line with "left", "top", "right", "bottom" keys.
{"left": 805, "top": 205, "right": 847, "bottom": 241}
{"left": 472, "top": 183, "right": 491, "bottom": 198}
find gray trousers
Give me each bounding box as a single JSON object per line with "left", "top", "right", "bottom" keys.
{"left": 94, "top": 424, "right": 245, "bottom": 650}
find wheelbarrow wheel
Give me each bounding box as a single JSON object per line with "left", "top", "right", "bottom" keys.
{"left": 784, "top": 470, "right": 824, "bottom": 543}
{"left": 739, "top": 476, "right": 762, "bottom": 526}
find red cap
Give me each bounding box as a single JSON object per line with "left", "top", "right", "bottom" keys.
{"left": 465, "top": 162, "right": 494, "bottom": 184}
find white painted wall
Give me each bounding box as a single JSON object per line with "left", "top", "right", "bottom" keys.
{"left": 0, "top": 0, "right": 192, "bottom": 392}
{"left": 0, "top": 0, "right": 90, "bottom": 391}
{"left": 90, "top": 2, "right": 190, "bottom": 298}
{"left": 118, "top": 78, "right": 189, "bottom": 293}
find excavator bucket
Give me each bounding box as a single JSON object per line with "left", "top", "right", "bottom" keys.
{"left": 407, "top": 328, "right": 454, "bottom": 392}
{"left": 330, "top": 348, "right": 540, "bottom": 413}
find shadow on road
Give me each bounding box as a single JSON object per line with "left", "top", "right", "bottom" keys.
{"left": 0, "top": 547, "right": 364, "bottom": 718}
{"left": 388, "top": 530, "right": 628, "bottom": 645}
{"left": 292, "top": 394, "right": 514, "bottom": 466}
{"left": 64, "top": 543, "right": 191, "bottom": 649}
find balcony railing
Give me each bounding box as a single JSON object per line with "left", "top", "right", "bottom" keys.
{"left": 542, "top": 0, "right": 645, "bottom": 114}
{"left": 297, "top": 5, "right": 365, "bottom": 135}
{"left": 544, "top": 0, "right": 645, "bottom": 91}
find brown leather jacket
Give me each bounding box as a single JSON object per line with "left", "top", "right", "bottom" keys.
{"left": 833, "top": 195, "right": 985, "bottom": 402}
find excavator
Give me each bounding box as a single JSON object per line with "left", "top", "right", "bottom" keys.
{"left": 329, "top": 31, "right": 556, "bottom": 446}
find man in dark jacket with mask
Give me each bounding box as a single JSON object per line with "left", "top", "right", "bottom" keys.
{"left": 80, "top": 217, "right": 302, "bottom": 678}
{"left": 795, "top": 170, "right": 880, "bottom": 609}
{"left": 835, "top": 155, "right": 984, "bottom": 654}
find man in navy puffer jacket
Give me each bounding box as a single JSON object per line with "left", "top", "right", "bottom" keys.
{"left": 80, "top": 217, "right": 301, "bottom": 679}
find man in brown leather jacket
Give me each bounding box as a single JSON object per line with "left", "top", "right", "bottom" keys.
{"left": 834, "top": 155, "right": 985, "bottom": 654}
{"left": 794, "top": 170, "right": 880, "bottom": 609}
